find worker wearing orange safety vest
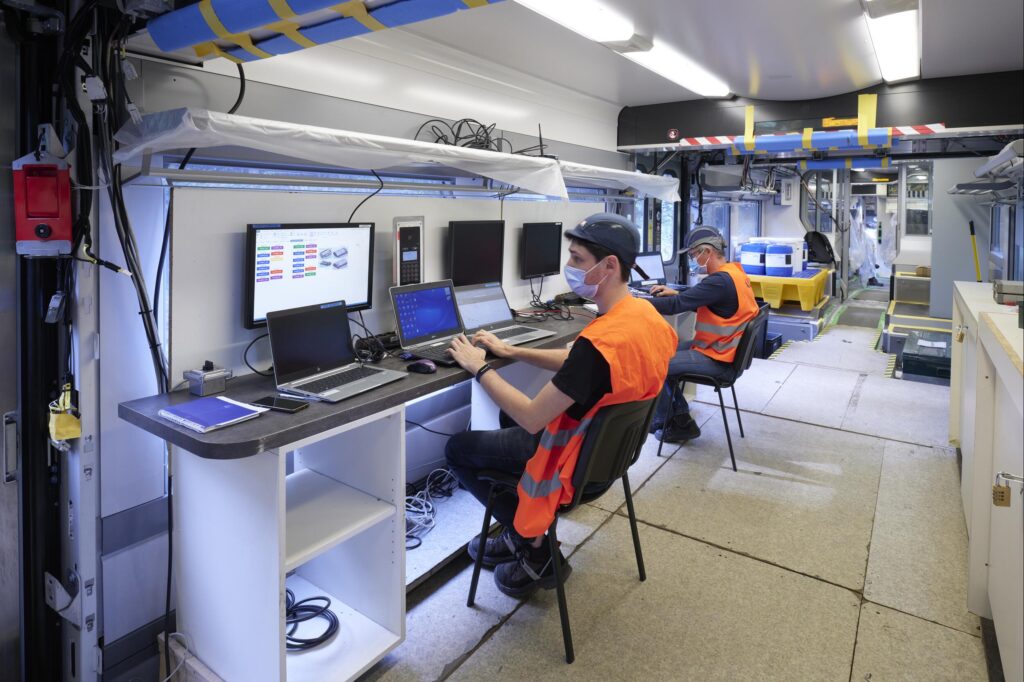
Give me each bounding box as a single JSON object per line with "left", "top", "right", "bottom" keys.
{"left": 446, "top": 214, "right": 677, "bottom": 598}
{"left": 648, "top": 225, "right": 759, "bottom": 444}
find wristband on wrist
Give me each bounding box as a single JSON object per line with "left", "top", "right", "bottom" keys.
{"left": 475, "top": 363, "right": 493, "bottom": 383}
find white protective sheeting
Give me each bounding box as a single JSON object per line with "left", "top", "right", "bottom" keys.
{"left": 558, "top": 160, "right": 680, "bottom": 203}
{"left": 113, "top": 107, "right": 569, "bottom": 199}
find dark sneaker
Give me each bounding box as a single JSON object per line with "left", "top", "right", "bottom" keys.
{"left": 467, "top": 527, "right": 519, "bottom": 569}
{"left": 494, "top": 541, "right": 572, "bottom": 598}
{"left": 661, "top": 414, "right": 701, "bottom": 443}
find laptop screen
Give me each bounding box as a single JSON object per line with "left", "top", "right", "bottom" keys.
{"left": 454, "top": 282, "right": 513, "bottom": 330}
{"left": 266, "top": 301, "right": 355, "bottom": 385}
{"left": 630, "top": 252, "right": 667, "bottom": 284}
{"left": 391, "top": 280, "right": 463, "bottom": 347}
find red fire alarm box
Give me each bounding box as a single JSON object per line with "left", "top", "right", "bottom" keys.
{"left": 13, "top": 150, "right": 72, "bottom": 256}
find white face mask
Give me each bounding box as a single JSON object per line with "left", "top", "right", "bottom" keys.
{"left": 564, "top": 258, "right": 610, "bottom": 300}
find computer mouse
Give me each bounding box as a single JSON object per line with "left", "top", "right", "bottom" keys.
{"left": 406, "top": 359, "right": 437, "bottom": 374}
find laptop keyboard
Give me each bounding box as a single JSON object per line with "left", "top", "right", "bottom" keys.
{"left": 491, "top": 326, "right": 536, "bottom": 340}
{"left": 296, "top": 365, "right": 380, "bottom": 393}
{"left": 413, "top": 346, "right": 458, "bottom": 366}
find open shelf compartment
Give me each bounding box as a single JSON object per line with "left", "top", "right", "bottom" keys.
{"left": 285, "top": 573, "right": 401, "bottom": 682}
{"left": 286, "top": 468, "right": 395, "bottom": 572}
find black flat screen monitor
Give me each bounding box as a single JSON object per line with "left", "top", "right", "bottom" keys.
{"left": 243, "top": 222, "right": 374, "bottom": 329}
{"left": 521, "top": 222, "right": 563, "bottom": 279}
{"left": 448, "top": 220, "right": 504, "bottom": 287}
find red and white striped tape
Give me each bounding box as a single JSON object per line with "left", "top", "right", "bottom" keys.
{"left": 890, "top": 123, "right": 947, "bottom": 137}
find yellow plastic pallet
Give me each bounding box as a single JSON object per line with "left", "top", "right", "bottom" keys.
{"left": 748, "top": 269, "right": 828, "bottom": 311}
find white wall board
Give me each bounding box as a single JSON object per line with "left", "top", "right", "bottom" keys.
{"left": 169, "top": 188, "right": 603, "bottom": 379}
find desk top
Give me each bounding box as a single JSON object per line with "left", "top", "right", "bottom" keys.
{"left": 119, "top": 316, "right": 588, "bottom": 460}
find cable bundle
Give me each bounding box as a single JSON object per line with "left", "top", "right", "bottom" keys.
{"left": 285, "top": 588, "right": 339, "bottom": 651}
{"left": 405, "top": 468, "right": 460, "bottom": 549}
{"left": 413, "top": 118, "right": 547, "bottom": 157}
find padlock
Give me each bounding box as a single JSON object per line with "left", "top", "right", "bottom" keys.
{"left": 954, "top": 324, "right": 966, "bottom": 343}
{"left": 992, "top": 484, "right": 1011, "bottom": 507}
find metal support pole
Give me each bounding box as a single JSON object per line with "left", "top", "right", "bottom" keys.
{"left": 835, "top": 169, "right": 852, "bottom": 302}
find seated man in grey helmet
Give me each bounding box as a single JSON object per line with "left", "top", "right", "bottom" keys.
{"left": 647, "top": 226, "right": 759, "bottom": 443}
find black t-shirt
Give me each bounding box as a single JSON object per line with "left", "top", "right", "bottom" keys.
{"left": 551, "top": 337, "right": 612, "bottom": 421}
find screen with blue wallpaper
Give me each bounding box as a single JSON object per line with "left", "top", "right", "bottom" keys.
{"left": 393, "top": 282, "right": 462, "bottom": 345}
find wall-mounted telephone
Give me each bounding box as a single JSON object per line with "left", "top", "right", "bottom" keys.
{"left": 394, "top": 216, "right": 424, "bottom": 286}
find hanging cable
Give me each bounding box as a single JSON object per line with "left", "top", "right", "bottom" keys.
{"left": 347, "top": 169, "right": 383, "bottom": 222}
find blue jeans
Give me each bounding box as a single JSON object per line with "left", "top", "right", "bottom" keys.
{"left": 653, "top": 341, "right": 734, "bottom": 427}
{"left": 445, "top": 412, "right": 540, "bottom": 531}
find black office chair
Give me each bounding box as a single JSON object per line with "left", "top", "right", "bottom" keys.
{"left": 466, "top": 398, "right": 657, "bottom": 664}
{"left": 656, "top": 306, "right": 770, "bottom": 471}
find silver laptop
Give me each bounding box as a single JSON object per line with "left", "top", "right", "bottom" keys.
{"left": 454, "top": 282, "right": 555, "bottom": 346}
{"left": 266, "top": 301, "right": 405, "bottom": 402}
{"left": 389, "top": 280, "right": 464, "bottom": 366}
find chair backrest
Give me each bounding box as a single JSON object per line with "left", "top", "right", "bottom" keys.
{"left": 731, "top": 305, "right": 770, "bottom": 376}
{"left": 561, "top": 398, "right": 657, "bottom": 513}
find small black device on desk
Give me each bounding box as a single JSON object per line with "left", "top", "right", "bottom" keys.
{"left": 252, "top": 396, "right": 310, "bottom": 413}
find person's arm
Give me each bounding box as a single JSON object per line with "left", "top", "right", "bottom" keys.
{"left": 472, "top": 329, "right": 569, "bottom": 372}
{"left": 650, "top": 274, "right": 732, "bottom": 315}
{"left": 448, "top": 334, "right": 573, "bottom": 433}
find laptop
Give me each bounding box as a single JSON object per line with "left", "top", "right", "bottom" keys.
{"left": 389, "top": 280, "right": 464, "bottom": 366}
{"left": 454, "top": 282, "right": 555, "bottom": 346}
{"left": 629, "top": 251, "right": 668, "bottom": 292}
{"left": 266, "top": 301, "right": 405, "bottom": 402}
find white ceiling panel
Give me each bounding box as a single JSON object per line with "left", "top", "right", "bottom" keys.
{"left": 403, "top": 0, "right": 884, "bottom": 102}
{"left": 921, "top": 0, "right": 1024, "bottom": 78}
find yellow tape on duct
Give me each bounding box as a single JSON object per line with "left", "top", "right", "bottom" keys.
{"left": 802, "top": 127, "right": 813, "bottom": 151}
{"left": 331, "top": 0, "right": 386, "bottom": 30}
{"left": 744, "top": 105, "right": 755, "bottom": 152}
{"left": 265, "top": 20, "right": 317, "bottom": 48}
{"left": 857, "top": 94, "right": 877, "bottom": 148}
{"left": 194, "top": 41, "right": 245, "bottom": 63}
{"left": 462, "top": 0, "right": 490, "bottom": 6}
{"left": 823, "top": 117, "right": 857, "bottom": 127}
{"left": 199, "top": 0, "right": 272, "bottom": 58}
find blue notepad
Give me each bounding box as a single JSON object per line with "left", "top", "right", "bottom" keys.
{"left": 158, "top": 396, "right": 265, "bottom": 434}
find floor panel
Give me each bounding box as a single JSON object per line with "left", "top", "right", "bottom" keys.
{"left": 451, "top": 517, "right": 861, "bottom": 681}
{"left": 632, "top": 412, "right": 884, "bottom": 590}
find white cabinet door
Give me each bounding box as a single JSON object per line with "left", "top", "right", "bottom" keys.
{"left": 988, "top": 374, "right": 1024, "bottom": 682}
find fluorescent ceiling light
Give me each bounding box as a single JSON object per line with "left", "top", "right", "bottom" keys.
{"left": 512, "top": 0, "right": 633, "bottom": 43}
{"left": 622, "top": 40, "right": 730, "bottom": 97}
{"left": 865, "top": 9, "right": 919, "bottom": 82}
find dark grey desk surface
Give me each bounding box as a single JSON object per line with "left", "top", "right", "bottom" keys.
{"left": 119, "top": 316, "right": 589, "bottom": 460}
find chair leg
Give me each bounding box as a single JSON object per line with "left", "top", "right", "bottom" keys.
{"left": 467, "top": 487, "right": 497, "bottom": 607}
{"left": 621, "top": 473, "right": 646, "bottom": 582}
{"left": 731, "top": 385, "right": 745, "bottom": 438}
{"left": 546, "top": 520, "right": 574, "bottom": 664}
{"left": 716, "top": 387, "right": 738, "bottom": 472}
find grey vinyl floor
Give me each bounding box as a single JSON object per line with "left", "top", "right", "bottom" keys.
{"left": 360, "top": 327, "right": 984, "bottom": 681}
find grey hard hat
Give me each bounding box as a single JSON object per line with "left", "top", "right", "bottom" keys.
{"left": 564, "top": 213, "right": 640, "bottom": 266}
{"left": 684, "top": 225, "right": 727, "bottom": 253}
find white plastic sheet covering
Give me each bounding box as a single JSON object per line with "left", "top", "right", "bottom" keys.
{"left": 113, "top": 107, "right": 569, "bottom": 199}
{"left": 558, "top": 160, "right": 680, "bottom": 203}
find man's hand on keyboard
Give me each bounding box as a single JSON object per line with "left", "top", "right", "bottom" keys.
{"left": 449, "top": 334, "right": 487, "bottom": 373}
{"left": 649, "top": 284, "right": 678, "bottom": 297}
{"left": 472, "top": 329, "right": 514, "bottom": 358}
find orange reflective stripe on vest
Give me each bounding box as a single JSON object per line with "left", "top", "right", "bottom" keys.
{"left": 513, "top": 296, "right": 678, "bottom": 538}
{"left": 692, "top": 262, "right": 759, "bottom": 363}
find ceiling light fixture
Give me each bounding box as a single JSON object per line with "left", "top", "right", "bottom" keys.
{"left": 864, "top": 5, "right": 920, "bottom": 83}
{"left": 511, "top": 0, "right": 634, "bottom": 43}
{"left": 621, "top": 40, "right": 731, "bottom": 98}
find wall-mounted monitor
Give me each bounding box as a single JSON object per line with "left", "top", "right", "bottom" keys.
{"left": 448, "top": 220, "right": 504, "bottom": 287}
{"left": 243, "top": 222, "right": 374, "bottom": 329}
{"left": 521, "top": 222, "right": 563, "bottom": 279}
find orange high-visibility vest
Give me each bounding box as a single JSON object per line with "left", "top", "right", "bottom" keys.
{"left": 513, "top": 295, "right": 678, "bottom": 538}
{"left": 692, "top": 262, "right": 759, "bottom": 364}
